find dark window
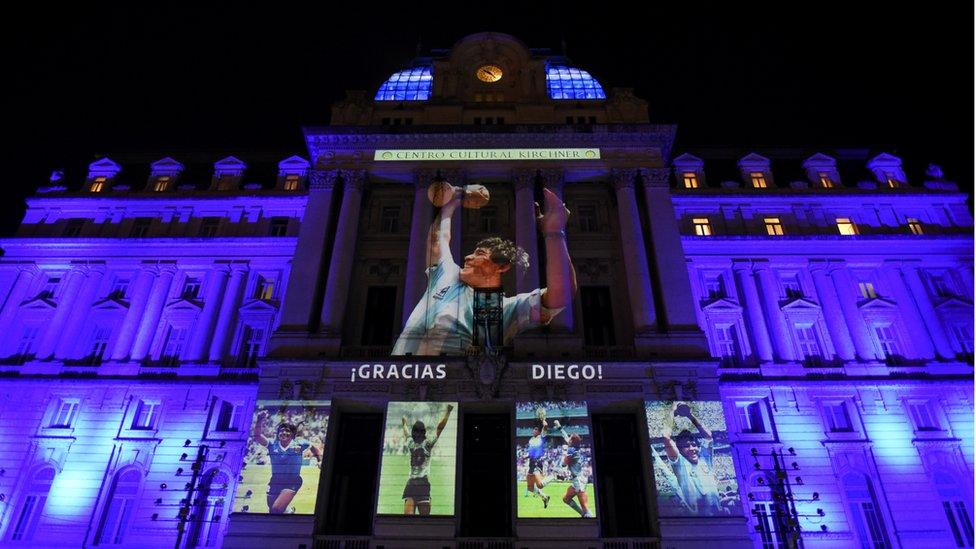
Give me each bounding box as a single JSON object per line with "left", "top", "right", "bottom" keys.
{"left": 581, "top": 286, "right": 616, "bottom": 346}
{"left": 361, "top": 286, "right": 397, "bottom": 346}
{"left": 181, "top": 277, "right": 201, "bottom": 299}
{"left": 322, "top": 413, "right": 382, "bottom": 535}
{"left": 480, "top": 206, "right": 497, "bottom": 233}
{"left": 392, "top": 118, "right": 401, "bottom": 126}
{"left": 496, "top": 117, "right": 505, "bottom": 124}
{"left": 380, "top": 207, "right": 400, "bottom": 233}
{"left": 577, "top": 205, "right": 598, "bottom": 232}
{"left": 592, "top": 414, "right": 651, "bottom": 537}
{"left": 588, "top": 116, "right": 597, "bottom": 124}
{"left": 577, "top": 116, "right": 586, "bottom": 124}
{"left": 381, "top": 118, "right": 390, "bottom": 126}
{"left": 215, "top": 401, "right": 238, "bottom": 432}
{"left": 460, "top": 413, "right": 511, "bottom": 536}
{"left": 198, "top": 217, "right": 220, "bottom": 237}
{"left": 63, "top": 219, "right": 85, "bottom": 237}
{"left": 566, "top": 116, "right": 574, "bottom": 124}
{"left": 404, "top": 118, "right": 413, "bottom": 125}
{"left": 474, "top": 117, "right": 482, "bottom": 125}
{"left": 269, "top": 217, "right": 289, "bottom": 236}
{"left": 130, "top": 218, "right": 152, "bottom": 238}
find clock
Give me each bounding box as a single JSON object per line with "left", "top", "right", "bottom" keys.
{"left": 476, "top": 64, "right": 503, "bottom": 83}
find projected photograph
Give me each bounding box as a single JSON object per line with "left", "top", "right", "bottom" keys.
{"left": 516, "top": 401, "right": 597, "bottom": 518}
{"left": 391, "top": 178, "right": 577, "bottom": 356}
{"left": 645, "top": 401, "right": 740, "bottom": 517}
{"left": 377, "top": 401, "right": 458, "bottom": 516}
{"left": 233, "top": 400, "right": 329, "bottom": 514}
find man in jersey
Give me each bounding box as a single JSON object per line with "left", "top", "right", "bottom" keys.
{"left": 525, "top": 419, "right": 553, "bottom": 507}
{"left": 660, "top": 402, "right": 722, "bottom": 515}
{"left": 393, "top": 185, "right": 577, "bottom": 355}
{"left": 553, "top": 419, "right": 594, "bottom": 518}
{"left": 252, "top": 410, "right": 321, "bottom": 514}
{"left": 401, "top": 404, "right": 454, "bottom": 515}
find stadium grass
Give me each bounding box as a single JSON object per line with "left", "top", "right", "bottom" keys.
{"left": 517, "top": 481, "right": 598, "bottom": 518}
{"left": 233, "top": 464, "right": 324, "bottom": 513}
{"left": 377, "top": 453, "right": 456, "bottom": 516}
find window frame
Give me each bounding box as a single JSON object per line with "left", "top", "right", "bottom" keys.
{"left": 692, "top": 217, "right": 713, "bottom": 236}
{"left": 819, "top": 399, "right": 863, "bottom": 439}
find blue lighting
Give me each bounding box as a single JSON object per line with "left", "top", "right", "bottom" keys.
{"left": 546, "top": 63, "right": 606, "bottom": 100}
{"left": 374, "top": 65, "right": 433, "bottom": 101}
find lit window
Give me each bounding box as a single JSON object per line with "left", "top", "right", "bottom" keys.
{"left": 90, "top": 176, "right": 106, "bottom": 193}
{"left": 886, "top": 177, "right": 900, "bottom": 188}
{"left": 50, "top": 398, "right": 80, "bottom": 428}
{"left": 160, "top": 326, "right": 188, "bottom": 366}
{"left": 255, "top": 276, "right": 275, "bottom": 301}
{"left": 818, "top": 173, "right": 833, "bottom": 188}
{"left": 380, "top": 206, "right": 400, "bottom": 233}
{"left": 198, "top": 217, "right": 220, "bottom": 237}
{"left": 10, "top": 468, "right": 55, "bottom": 541}
{"left": 824, "top": 401, "right": 853, "bottom": 432}
{"left": 907, "top": 218, "right": 924, "bottom": 235}
{"left": 874, "top": 324, "right": 903, "bottom": 361}
{"left": 283, "top": 174, "right": 300, "bottom": 191}
{"left": 764, "top": 217, "right": 784, "bottom": 236}
{"left": 907, "top": 401, "right": 941, "bottom": 431}
{"left": 736, "top": 400, "right": 768, "bottom": 434}
{"left": 375, "top": 65, "right": 433, "bottom": 101}
{"left": 858, "top": 282, "right": 877, "bottom": 299}
{"left": 693, "top": 217, "right": 712, "bottom": 236}
{"left": 153, "top": 175, "right": 171, "bottom": 192}
{"left": 131, "top": 400, "right": 160, "bottom": 430}
{"left": 238, "top": 325, "right": 265, "bottom": 367}
{"left": 682, "top": 172, "right": 699, "bottom": 189}
{"left": 750, "top": 172, "right": 768, "bottom": 188}
{"left": 836, "top": 217, "right": 858, "bottom": 235}
{"left": 794, "top": 324, "right": 823, "bottom": 364}
{"left": 269, "top": 217, "right": 289, "bottom": 237}
{"left": 181, "top": 277, "right": 201, "bottom": 299}
{"left": 545, "top": 62, "right": 607, "bottom": 100}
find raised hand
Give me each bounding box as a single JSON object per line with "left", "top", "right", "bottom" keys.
{"left": 535, "top": 188, "right": 570, "bottom": 233}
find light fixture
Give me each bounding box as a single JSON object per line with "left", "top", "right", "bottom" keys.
{"left": 184, "top": 439, "right": 192, "bottom": 447}
{"left": 176, "top": 468, "right": 184, "bottom": 476}
{"left": 160, "top": 483, "right": 168, "bottom": 490}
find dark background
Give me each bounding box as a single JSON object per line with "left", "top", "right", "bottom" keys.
{"left": 7, "top": 3, "right": 973, "bottom": 234}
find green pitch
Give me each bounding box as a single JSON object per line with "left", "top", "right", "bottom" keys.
{"left": 517, "top": 481, "right": 598, "bottom": 518}
{"left": 233, "top": 465, "right": 324, "bottom": 514}
{"left": 376, "top": 453, "right": 456, "bottom": 516}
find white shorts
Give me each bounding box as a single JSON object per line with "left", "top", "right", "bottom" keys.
{"left": 571, "top": 475, "right": 587, "bottom": 492}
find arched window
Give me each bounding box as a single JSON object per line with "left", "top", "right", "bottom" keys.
{"left": 748, "top": 474, "right": 788, "bottom": 549}
{"left": 185, "top": 469, "right": 231, "bottom": 548}
{"left": 934, "top": 471, "right": 974, "bottom": 547}
{"left": 843, "top": 472, "right": 892, "bottom": 549}
{"left": 9, "top": 467, "right": 55, "bottom": 541}
{"left": 94, "top": 468, "right": 142, "bottom": 545}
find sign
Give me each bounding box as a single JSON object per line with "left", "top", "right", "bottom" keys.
{"left": 373, "top": 148, "right": 601, "bottom": 161}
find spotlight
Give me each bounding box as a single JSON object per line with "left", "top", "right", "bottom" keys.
{"left": 160, "top": 483, "right": 168, "bottom": 490}
{"left": 245, "top": 489, "right": 253, "bottom": 498}
{"left": 176, "top": 468, "right": 184, "bottom": 476}
{"left": 812, "top": 492, "right": 820, "bottom": 500}
{"left": 180, "top": 453, "right": 188, "bottom": 461}
{"left": 817, "top": 508, "right": 825, "bottom": 516}
{"left": 748, "top": 493, "right": 755, "bottom": 501}
{"left": 0, "top": 468, "right": 6, "bottom": 476}
{"left": 155, "top": 498, "right": 162, "bottom": 504}
{"left": 754, "top": 462, "right": 761, "bottom": 470}
{"left": 0, "top": 494, "right": 4, "bottom": 502}
{"left": 219, "top": 440, "right": 226, "bottom": 447}
{"left": 750, "top": 448, "right": 758, "bottom": 456}
{"left": 791, "top": 462, "right": 799, "bottom": 470}
{"left": 184, "top": 483, "right": 192, "bottom": 490}
{"left": 795, "top": 476, "right": 804, "bottom": 485}
{"left": 184, "top": 439, "right": 192, "bottom": 447}
{"left": 151, "top": 513, "right": 158, "bottom": 520}
{"left": 757, "top": 477, "right": 765, "bottom": 485}
{"left": 242, "top": 505, "right": 249, "bottom": 512}
{"left": 788, "top": 447, "right": 796, "bottom": 455}
{"left": 821, "top": 525, "right": 829, "bottom": 532}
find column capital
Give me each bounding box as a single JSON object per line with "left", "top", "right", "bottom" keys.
{"left": 537, "top": 169, "right": 565, "bottom": 192}
{"left": 641, "top": 167, "right": 670, "bottom": 188}
{"left": 731, "top": 259, "right": 756, "bottom": 273}
{"left": 511, "top": 169, "right": 536, "bottom": 191}
{"left": 752, "top": 260, "right": 773, "bottom": 273}
{"left": 309, "top": 169, "right": 341, "bottom": 191}
{"left": 807, "top": 259, "right": 831, "bottom": 274}
{"left": 342, "top": 169, "right": 368, "bottom": 192}
{"left": 610, "top": 168, "right": 638, "bottom": 190}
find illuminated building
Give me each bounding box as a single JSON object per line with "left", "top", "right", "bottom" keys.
{"left": 0, "top": 32, "right": 971, "bottom": 548}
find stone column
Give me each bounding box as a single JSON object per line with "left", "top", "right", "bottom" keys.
{"left": 402, "top": 171, "right": 436, "bottom": 328}
{"left": 513, "top": 169, "right": 541, "bottom": 295}
{"left": 320, "top": 170, "right": 366, "bottom": 337}
{"left": 732, "top": 261, "right": 773, "bottom": 363}
{"left": 829, "top": 265, "right": 878, "bottom": 360}
{"left": 957, "top": 262, "right": 974, "bottom": 301}
{"left": 753, "top": 262, "right": 795, "bottom": 361}
{"left": 110, "top": 266, "right": 157, "bottom": 361}
{"left": 185, "top": 266, "right": 229, "bottom": 362}
{"left": 56, "top": 266, "right": 106, "bottom": 359}
{"left": 130, "top": 266, "right": 177, "bottom": 361}
{"left": 640, "top": 168, "right": 701, "bottom": 330}
{"left": 278, "top": 170, "right": 338, "bottom": 331}
{"left": 36, "top": 267, "right": 88, "bottom": 359}
{"left": 882, "top": 262, "right": 935, "bottom": 359}
{"left": 0, "top": 265, "right": 39, "bottom": 335}
{"left": 900, "top": 263, "right": 955, "bottom": 359}
{"left": 611, "top": 169, "right": 657, "bottom": 334}
{"left": 540, "top": 169, "right": 575, "bottom": 333}
{"left": 809, "top": 261, "right": 856, "bottom": 362}
{"left": 209, "top": 264, "right": 248, "bottom": 362}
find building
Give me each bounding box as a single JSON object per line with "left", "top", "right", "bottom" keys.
{"left": 0, "top": 32, "right": 970, "bottom": 549}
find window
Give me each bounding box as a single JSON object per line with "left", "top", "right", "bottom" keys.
{"left": 10, "top": 467, "right": 55, "bottom": 541}
{"left": 186, "top": 469, "right": 230, "bottom": 548}
{"left": 90, "top": 176, "right": 106, "bottom": 193}
{"left": 714, "top": 324, "right": 741, "bottom": 366}
{"left": 131, "top": 400, "right": 160, "bottom": 430}
{"left": 844, "top": 473, "right": 892, "bottom": 549}
{"left": 129, "top": 218, "right": 152, "bottom": 238}
{"left": 215, "top": 175, "right": 237, "bottom": 190}
{"left": 63, "top": 219, "right": 85, "bottom": 237}
{"left": 480, "top": 206, "right": 498, "bottom": 233}
{"left": 824, "top": 401, "right": 854, "bottom": 432}
{"left": 781, "top": 275, "right": 803, "bottom": 298}
{"left": 109, "top": 278, "right": 129, "bottom": 299}
{"left": 836, "top": 217, "right": 859, "bottom": 235}
{"left": 198, "top": 217, "right": 220, "bottom": 237}
{"left": 693, "top": 217, "right": 712, "bottom": 236}
{"left": 152, "top": 175, "right": 171, "bottom": 192}
{"left": 736, "top": 400, "right": 768, "bottom": 434}
{"left": 50, "top": 398, "right": 80, "bottom": 428}
{"left": 873, "top": 324, "right": 903, "bottom": 361}
{"left": 794, "top": 324, "right": 823, "bottom": 364}
{"left": 577, "top": 205, "right": 598, "bottom": 232}
{"left": 380, "top": 207, "right": 400, "bottom": 233}
{"left": 160, "top": 326, "right": 188, "bottom": 366}
{"left": 682, "top": 172, "right": 699, "bottom": 189}
{"left": 581, "top": 286, "right": 616, "bottom": 346}
{"left": 818, "top": 173, "right": 834, "bottom": 188}
{"left": 86, "top": 325, "right": 111, "bottom": 365}
{"left": 753, "top": 499, "right": 788, "bottom": 549}
{"left": 283, "top": 174, "right": 301, "bottom": 191}
{"left": 703, "top": 274, "right": 725, "bottom": 299}
{"left": 94, "top": 468, "right": 142, "bottom": 545}
{"left": 927, "top": 273, "right": 954, "bottom": 298}
{"left": 886, "top": 177, "right": 900, "bottom": 188}
{"left": 254, "top": 276, "right": 275, "bottom": 301}
{"left": 14, "top": 325, "right": 40, "bottom": 362}
{"left": 949, "top": 323, "right": 974, "bottom": 358}
{"left": 907, "top": 218, "right": 924, "bottom": 235}
{"left": 764, "top": 217, "right": 784, "bottom": 236}
{"left": 943, "top": 500, "right": 974, "bottom": 548}
{"left": 181, "top": 277, "right": 202, "bottom": 299}
{"left": 750, "top": 172, "right": 768, "bottom": 188}
{"left": 214, "top": 400, "right": 240, "bottom": 432}
{"left": 269, "top": 217, "right": 289, "bottom": 237}
{"left": 361, "top": 286, "right": 397, "bottom": 346}
{"left": 859, "top": 282, "right": 878, "bottom": 299}
{"left": 907, "top": 401, "right": 941, "bottom": 431}
{"left": 39, "top": 276, "right": 61, "bottom": 299}
{"left": 237, "top": 325, "right": 265, "bottom": 367}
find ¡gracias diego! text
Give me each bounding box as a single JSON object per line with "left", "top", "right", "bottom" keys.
{"left": 351, "top": 363, "right": 447, "bottom": 382}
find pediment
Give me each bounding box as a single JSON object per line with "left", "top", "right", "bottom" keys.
{"left": 239, "top": 299, "right": 278, "bottom": 313}
{"left": 278, "top": 155, "right": 310, "bottom": 171}
{"left": 214, "top": 156, "right": 247, "bottom": 170}
{"left": 867, "top": 152, "right": 902, "bottom": 168}
{"left": 91, "top": 297, "right": 130, "bottom": 311}
{"left": 782, "top": 297, "right": 821, "bottom": 311}
{"left": 163, "top": 298, "right": 203, "bottom": 312}
{"left": 151, "top": 157, "right": 185, "bottom": 173}
{"left": 672, "top": 153, "right": 703, "bottom": 168}
{"left": 802, "top": 153, "right": 836, "bottom": 168}
{"left": 858, "top": 297, "right": 898, "bottom": 311}
{"left": 20, "top": 297, "right": 56, "bottom": 310}
{"left": 737, "top": 152, "right": 770, "bottom": 167}
{"left": 701, "top": 297, "right": 742, "bottom": 312}
{"left": 935, "top": 297, "right": 974, "bottom": 312}
{"left": 88, "top": 157, "right": 122, "bottom": 172}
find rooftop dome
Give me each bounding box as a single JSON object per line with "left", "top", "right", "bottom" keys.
{"left": 374, "top": 65, "right": 433, "bottom": 101}
{"left": 545, "top": 62, "right": 606, "bottom": 100}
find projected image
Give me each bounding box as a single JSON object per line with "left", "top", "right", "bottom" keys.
{"left": 645, "top": 401, "right": 741, "bottom": 517}
{"left": 234, "top": 400, "right": 329, "bottom": 514}
{"left": 392, "top": 177, "right": 577, "bottom": 356}
{"left": 377, "top": 401, "right": 458, "bottom": 516}
{"left": 516, "top": 401, "right": 597, "bottom": 518}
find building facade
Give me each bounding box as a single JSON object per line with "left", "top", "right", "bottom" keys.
{"left": 0, "top": 33, "right": 971, "bottom": 549}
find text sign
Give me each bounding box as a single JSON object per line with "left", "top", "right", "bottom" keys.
{"left": 373, "top": 148, "right": 601, "bottom": 161}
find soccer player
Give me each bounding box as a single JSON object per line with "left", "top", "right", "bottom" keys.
{"left": 401, "top": 404, "right": 454, "bottom": 515}
{"left": 660, "top": 402, "right": 722, "bottom": 515}
{"left": 393, "top": 185, "right": 577, "bottom": 355}
{"left": 525, "top": 419, "right": 552, "bottom": 507}
{"left": 553, "top": 419, "right": 593, "bottom": 518}
{"left": 252, "top": 410, "right": 321, "bottom": 514}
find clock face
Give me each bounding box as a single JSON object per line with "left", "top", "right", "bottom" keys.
{"left": 476, "top": 64, "right": 503, "bottom": 83}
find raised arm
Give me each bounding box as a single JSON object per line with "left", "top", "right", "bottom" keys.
{"left": 688, "top": 412, "right": 713, "bottom": 440}
{"left": 552, "top": 419, "right": 571, "bottom": 443}
{"left": 434, "top": 404, "right": 454, "bottom": 439}
{"left": 253, "top": 410, "right": 269, "bottom": 447}
{"left": 660, "top": 405, "right": 679, "bottom": 461}
{"left": 427, "top": 188, "right": 462, "bottom": 267}
{"left": 402, "top": 416, "right": 410, "bottom": 439}
{"left": 537, "top": 188, "right": 578, "bottom": 310}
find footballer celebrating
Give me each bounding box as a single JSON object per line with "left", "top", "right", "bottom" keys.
{"left": 401, "top": 404, "right": 455, "bottom": 515}
{"left": 553, "top": 419, "right": 594, "bottom": 518}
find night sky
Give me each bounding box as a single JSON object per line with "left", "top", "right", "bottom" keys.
{"left": 8, "top": 3, "right": 972, "bottom": 235}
